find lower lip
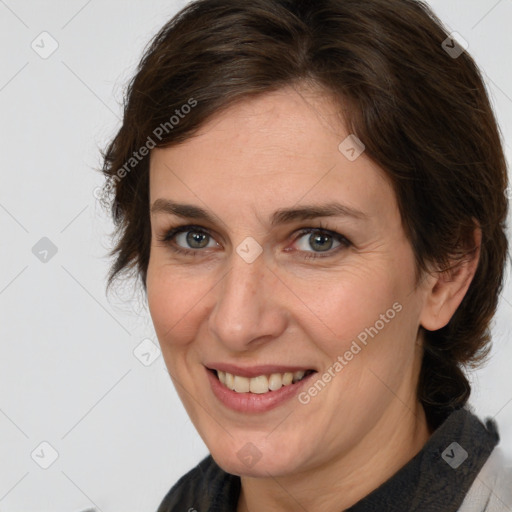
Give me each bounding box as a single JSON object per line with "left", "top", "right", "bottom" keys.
{"left": 206, "top": 368, "right": 316, "bottom": 413}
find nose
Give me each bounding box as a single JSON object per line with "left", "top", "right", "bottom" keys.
{"left": 208, "top": 250, "right": 288, "bottom": 351}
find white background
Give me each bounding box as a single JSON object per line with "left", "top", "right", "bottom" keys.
{"left": 0, "top": 1, "right": 511, "bottom": 511}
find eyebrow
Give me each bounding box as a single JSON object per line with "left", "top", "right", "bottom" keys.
{"left": 150, "top": 199, "right": 367, "bottom": 225}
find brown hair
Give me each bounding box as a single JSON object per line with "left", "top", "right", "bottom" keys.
{"left": 100, "top": 0, "right": 509, "bottom": 429}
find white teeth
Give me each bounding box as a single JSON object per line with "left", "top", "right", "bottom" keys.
{"left": 293, "top": 370, "right": 306, "bottom": 383}
{"left": 216, "top": 369, "right": 311, "bottom": 394}
{"left": 282, "top": 372, "right": 293, "bottom": 386}
{"left": 233, "top": 375, "right": 250, "bottom": 393}
{"left": 249, "top": 375, "right": 269, "bottom": 394}
{"left": 268, "top": 373, "right": 283, "bottom": 391}
{"left": 225, "top": 372, "right": 234, "bottom": 390}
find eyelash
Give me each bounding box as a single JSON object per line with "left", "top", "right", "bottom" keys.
{"left": 156, "top": 223, "right": 351, "bottom": 260}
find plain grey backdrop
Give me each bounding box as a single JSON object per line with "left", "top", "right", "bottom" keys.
{"left": 0, "top": 1, "right": 511, "bottom": 511}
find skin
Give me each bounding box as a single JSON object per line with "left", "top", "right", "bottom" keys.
{"left": 146, "top": 84, "right": 480, "bottom": 512}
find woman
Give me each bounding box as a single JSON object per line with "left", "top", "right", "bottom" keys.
{"left": 99, "top": 0, "right": 511, "bottom": 510}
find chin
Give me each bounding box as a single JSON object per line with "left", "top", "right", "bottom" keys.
{"left": 209, "top": 441, "right": 304, "bottom": 478}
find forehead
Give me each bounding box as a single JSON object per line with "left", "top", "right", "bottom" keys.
{"left": 152, "top": 86, "right": 344, "bottom": 174}
{"left": 148, "top": 86, "right": 395, "bottom": 222}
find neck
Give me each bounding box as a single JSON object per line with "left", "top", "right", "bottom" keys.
{"left": 237, "top": 401, "right": 432, "bottom": 512}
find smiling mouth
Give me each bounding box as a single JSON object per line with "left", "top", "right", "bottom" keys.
{"left": 210, "top": 368, "right": 316, "bottom": 394}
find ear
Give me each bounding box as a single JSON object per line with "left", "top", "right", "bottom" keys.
{"left": 420, "top": 226, "right": 481, "bottom": 331}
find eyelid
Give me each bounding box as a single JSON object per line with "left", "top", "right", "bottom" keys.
{"left": 157, "top": 224, "right": 218, "bottom": 243}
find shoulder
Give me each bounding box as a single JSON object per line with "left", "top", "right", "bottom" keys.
{"left": 457, "top": 447, "right": 512, "bottom": 512}
{"left": 156, "top": 454, "right": 240, "bottom": 512}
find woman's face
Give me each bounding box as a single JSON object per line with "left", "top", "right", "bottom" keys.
{"left": 146, "top": 86, "right": 432, "bottom": 477}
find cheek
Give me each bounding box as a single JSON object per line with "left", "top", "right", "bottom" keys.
{"left": 287, "top": 254, "right": 419, "bottom": 366}
{"left": 146, "top": 259, "right": 208, "bottom": 349}
{"left": 287, "top": 270, "right": 401, "bottom": 351}
{"left": 298, "top": 272, "right": 420, "bottom": 422}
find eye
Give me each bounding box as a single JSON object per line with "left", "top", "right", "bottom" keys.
{"left": 292, "top": 228, "right": 350, "bottom": 258}
{"left": 157, "top": 224, "right": 351, "bottom": 260}
{"left": 174, "top": 229, "right": 216, "bottom": 249}
{"left": 156, "top": 225, "right": 220, "bottom": 255}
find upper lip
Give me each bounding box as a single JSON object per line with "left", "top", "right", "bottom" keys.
{"left": 206, "top": 363, "right": 316, "bottom": 378}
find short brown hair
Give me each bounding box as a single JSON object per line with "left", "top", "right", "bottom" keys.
{"left": 100, "top": 0, "right": 509, "bottom": 429}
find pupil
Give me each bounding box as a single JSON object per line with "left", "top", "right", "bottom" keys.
{"left": 187, "top": 231, "right": 208, "bottom": 248}
{"left": 310, "top": 232, "right": 332, "bottom": 252}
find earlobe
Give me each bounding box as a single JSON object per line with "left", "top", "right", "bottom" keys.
{"left": 420, "top": 227, "right": 482, "bottom": 332}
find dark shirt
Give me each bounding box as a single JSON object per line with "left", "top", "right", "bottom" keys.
{"left": 157, "top": 407, "right": 499, "bottom": 512}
